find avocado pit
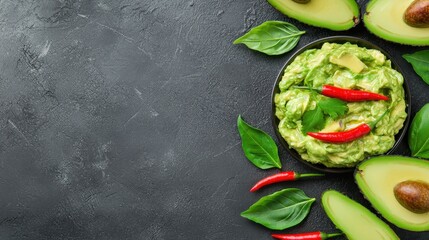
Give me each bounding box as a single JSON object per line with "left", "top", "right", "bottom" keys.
{"left": 404, "top": 0, "right": 429, "bottom": 28}
{"left": 394, "top": 180, "right": 429, "bottom": 214}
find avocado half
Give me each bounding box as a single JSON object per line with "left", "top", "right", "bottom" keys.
{"left": 322, "top": 190, "right": 399, "bottom": 240}
{"left": 364, "top": 0, "right": 429, "bottom": 45}
{"left": 355, "top": 156, "right": 429, "bottom": 231}
{"left": 267, "top": 0, "right": 360, "bottom": 31}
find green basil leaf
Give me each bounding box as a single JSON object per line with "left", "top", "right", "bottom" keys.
{"left": 403, "top": 50, "right": 429, "bottom": 85}
{"left": 408, "top": 103, "right": 429, "bottom": 158}
{"left": 241, "top": 188, "right": 315, "bottom": 230}
{"left": 233, "top": 21, "right": 305, "bottom": 56}
{"left": 302, "top": 105, "right": 325, "bottom": 134}
{"left": 318, "top": 98, "right": 348, "bottom": 119}
{"left": 237, "top": 115, "right": 281, "bottom": 169}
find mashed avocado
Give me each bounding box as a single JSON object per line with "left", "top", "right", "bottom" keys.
{"left": 274, "top": 42, "right": 407, "bottom": 168}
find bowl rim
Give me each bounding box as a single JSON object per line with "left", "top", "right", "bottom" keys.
{"left": 271, "top": 36, "right": 412, "bottom": 174}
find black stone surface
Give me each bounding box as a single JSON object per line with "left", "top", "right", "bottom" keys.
{"left": 0, "top": 0, "right": 428, "bottom": 239}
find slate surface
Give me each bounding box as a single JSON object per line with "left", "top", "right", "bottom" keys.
{"left": 0, "top": 0, "right": 428, "bottom": 239}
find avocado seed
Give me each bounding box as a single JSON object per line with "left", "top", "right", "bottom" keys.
{"left": 394, "top": 180, "right": 429, "bottom": 214}
{"left": 404, "top": 0, "right": 429, "bottom": 28}
{"left": 292, "top": 0, "right": 311, "bottom": 4}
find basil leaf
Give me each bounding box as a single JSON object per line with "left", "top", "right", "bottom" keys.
{"left": 318, "top": 98, "right": 348, "bottom": 119}
{"left": 302, "top": 105, "right": 325, "bottom": 134}
{"left": 233, "top": 21, "right": 305, "bottom": 56}
{"left": 241, "top": 188, "right": 315, "bottom": 230}
{"left": 403, "top": 50, "right": 429, "bottom": 85}
{"left": 237, "top": 115, "right": 281, "bottom": 169}
{"left": 408, "top": 103, "right": 429, "bottom": 158}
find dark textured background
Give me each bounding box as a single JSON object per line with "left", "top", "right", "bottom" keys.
{"left": 0, "top": 0, "right": 428, "bottom": 239}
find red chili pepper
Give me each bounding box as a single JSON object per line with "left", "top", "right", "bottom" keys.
{"left": 250, "top": 171, "right": 324, "bottom": 192}
{"left": 307, "top": 110, "right": 389, "bottom": 143}
{"left": 271, "top": 232, "right": 342, "bottom": 240}
{"left": 294, "top": 85, "right": 389, "bottom": 102}
{"left": 307, "top": 123, "right": 371, "bottom": 143}
{"left": 321, "top": 85, "right": 388, "bottom": 101}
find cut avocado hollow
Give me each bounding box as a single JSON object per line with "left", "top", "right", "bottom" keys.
{"left": 364, "top": 0, "right": 429, "bottom": 46}
{"left": 267, "top": 0, "right": 359, "bottom": 31}
{"left": 355, "top": 156, "right": 429, "bottom": 231}
{"left": 322, "top": 190, "right": 399, "bottom": 240}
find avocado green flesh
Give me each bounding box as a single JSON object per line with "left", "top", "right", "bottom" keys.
{"left": 322, "top": 190, "right": 399, "bottom": 240}
{"left": 274, "top": 42, "right": 407, "bottom": 168}
{"left": 364, "top": 0, "right": 429, "bottom": 46}
{"left": 355, "top": 156, "right": 429, "bottom": 231}
{"left": 267, "top": 0, "right": 359, "bottom": 31}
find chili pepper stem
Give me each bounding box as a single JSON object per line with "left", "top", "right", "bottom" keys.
{"left": 297, "top": 173, "right": 325, "bottom": 179}
{"left": 322, "top": 232, "right": 343, "bottom": 239}
{"left": 368, "top": 109, "right": 390, "bottom": 129}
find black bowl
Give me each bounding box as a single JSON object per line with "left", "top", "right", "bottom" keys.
{"left": 271, "top": 36, "right": 411, "bottom": 174}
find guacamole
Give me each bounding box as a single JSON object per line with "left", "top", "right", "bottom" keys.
{"left": 274, "top": 42, "right": 407, "bottom": 168}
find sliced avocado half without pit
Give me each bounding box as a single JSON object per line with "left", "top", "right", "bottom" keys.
{"left": 355, "top": 155, "right": 429, "bottom": 232}
{"left": 267, "top": 0, "right": 360, "bottom": 31}
{"left": 364, "top": 0, "right": 429, "bottom": 45}
{"left": 322, "top": 190, "right": 399, "bottom": 240}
